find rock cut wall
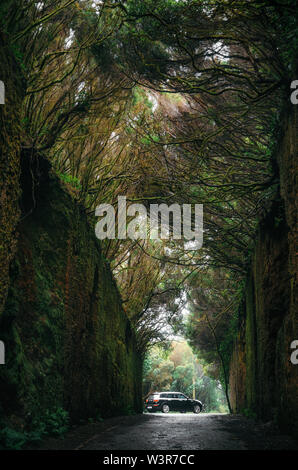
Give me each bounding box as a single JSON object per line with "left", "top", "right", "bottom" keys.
{"left": 0, "top": 153, "right": 142, "bottom": 424}
{"left": 229, "top": 105, "right": 298, "bottom": 437}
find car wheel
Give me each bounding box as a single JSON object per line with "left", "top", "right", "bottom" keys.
{"left": 162, "top": 404, "right": 170, "bottom": 413}
{"left": 193, "top": 405, "right": 201, "bottom": 414}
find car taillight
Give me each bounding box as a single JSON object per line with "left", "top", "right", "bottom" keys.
{"left": 153, "top": 399, "right": 159, "bottom": 403}
{"left": 146, "top": 399, "right": 148, "bottom": 403}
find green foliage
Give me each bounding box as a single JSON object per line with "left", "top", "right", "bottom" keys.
{"left": 0, "top": 407, "right": 70, "bottom": 449}
{"left": 272, "top": 1, "right": 298, "bottom": 71}
{"left": 143, "top": 342, "right": 228, "bottom": 412}
{"left": 140, "top": 134, "right": 160, "bottom": 145}
{"left": 33, "top": 407, "right": 70, "bottom": 437}
{"left": 10, "top": 43, "right": 26, "bottom": 71}
{"left": 242, "top": 408, "right": 257, "bottom": 420}
{"left": 0, "top": 427, "right": 30, "bottom": 450}
{"left": 131, "top": 87, "right": 155, "bottom": 119}
{"left": 87, "top": 413, "right": 104, "bottom": 423}
{"left": 56, "top": 171, "right": 82, "bottom": 190}
{"left": 91, "top": 41, "right": 115, "bottom": 70}
{"left": 218, "top": 312, "right": 239, "bottom": 369}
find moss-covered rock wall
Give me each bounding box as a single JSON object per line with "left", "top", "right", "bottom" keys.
{"left": 0, "top": 32, "right": 24, "bottom": 315}
{"left": 229, "top": 106, "right": 298, "bottom": 437}
{"left": 0, "top": 153, "right": 142, "bottom": 427}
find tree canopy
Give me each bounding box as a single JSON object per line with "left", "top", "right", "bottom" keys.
{"left": 1, "top": 0, "right": 297, "bottom": 390}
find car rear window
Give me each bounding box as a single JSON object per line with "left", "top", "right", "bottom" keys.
{"left": 160, "top": 393, "right": 168, "bottom": 398}
{"left": 148, "top": 394, "right": 159, "bottom": 400}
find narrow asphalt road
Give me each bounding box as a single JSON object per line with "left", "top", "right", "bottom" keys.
{"left": 36, "top": 413, "right": 298, "bottom": 451}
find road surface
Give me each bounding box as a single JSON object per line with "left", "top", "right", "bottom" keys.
{"left": 36, "top": 413, "right": 298, "bottom": 450}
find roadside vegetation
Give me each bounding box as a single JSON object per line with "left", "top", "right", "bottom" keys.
{"left": 143, "top": 341, "right": 229, "bottom": 413}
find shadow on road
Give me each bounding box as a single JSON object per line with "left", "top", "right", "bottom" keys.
{"left": 28, "top": 412, "right": 298, "bottom": 451}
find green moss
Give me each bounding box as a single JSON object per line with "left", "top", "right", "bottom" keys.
{"left": 0, "top": 35, "right": 24, "bottom": 316}
{"left": 229, "top": 188, "right": 298, "bottom": 437}
{"left": 0, "top": 155, "right": 142, "bottom": 435}
{"left": 244, "top": 274, "right": 257, "bottom": 413}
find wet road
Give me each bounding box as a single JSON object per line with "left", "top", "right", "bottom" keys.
{"left": 71, "top": 413, "right": 297, "bottom": 451}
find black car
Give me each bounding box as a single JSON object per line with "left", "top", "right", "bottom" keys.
{"left": 145, "top": 392, "right": 203, "bottom": 414}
